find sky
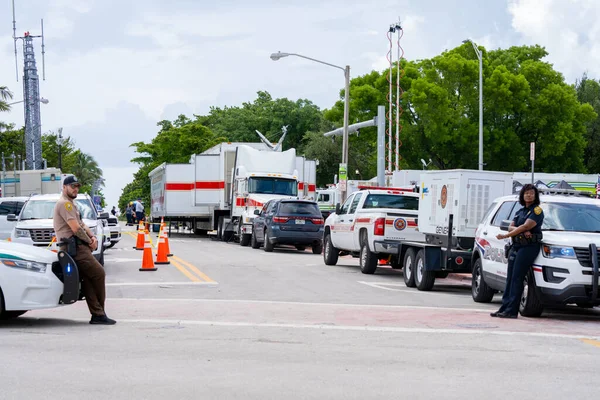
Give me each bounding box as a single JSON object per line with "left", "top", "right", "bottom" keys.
{"left": 1, "top": 0, "right": 599, "bottom": 209}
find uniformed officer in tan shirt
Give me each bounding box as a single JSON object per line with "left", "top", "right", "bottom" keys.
{"left": 54, "top": 175, "right": 116, "bottom": 325}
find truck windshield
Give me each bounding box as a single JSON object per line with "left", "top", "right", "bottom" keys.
{"left": 363, "top": 194, "right": 419, "bottom": 210}
{"left": 20, "top": 199, "right": 97, "bottom": 220}
{"left": 542, "top": 202, "right": 600, "bottom": 233}
{"left": 248, "top": 177, "right": 298, "bottom": 196}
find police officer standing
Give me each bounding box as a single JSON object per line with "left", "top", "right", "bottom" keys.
{"left": 492, "top": 183, "right": 544, "bottom": 319}
{"left": 54, "top": 175, "right": 116, "bottom": 325}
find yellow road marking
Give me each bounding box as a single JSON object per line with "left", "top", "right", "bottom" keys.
{"left": 172, "top": 256, "right": 215, "bottom": 283}
{"left": 581, "top": 339, "right": 600, "bottom": 348}
{"left": 170, "top": 258, "right": 201, "bottom": 282}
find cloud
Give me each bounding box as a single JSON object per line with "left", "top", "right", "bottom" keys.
{"left": 508, "top": 0, "right": 600, "bottom": 81}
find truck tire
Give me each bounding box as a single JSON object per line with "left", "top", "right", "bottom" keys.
{"left": 312, "top": 241, "right": 323, "bottom": 255}
{"left": 250, "top": 231, "right": 260, "bottom": 249}
{"left": 217, "top": 217, "right": 224, "bottom": 240}
{"left": 359, "top": 235, "right": 377, "bottom": 274}
{"left": 471, "top": 258, "right": 494, "bottom": 303}
{"left": 519, "top": 268, "right": 544, "bottom": 317}
{"left": 414, "top": 250, "right": 435, "bottom": 291}
{"left": 240, "top": 232, "right": 251, "bottom": 247}
{"left": 323, "top": 233, "right": 339, "bottom": 266}
{"left": 402, "top": 248, "right": 416, "bottom": 288}
{"left": 263, "top": 231, "right": 274, "bottom": 252}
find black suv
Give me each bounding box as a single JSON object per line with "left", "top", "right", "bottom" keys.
{"left": 251, "top": 199, "right": 324, "bottom": 253}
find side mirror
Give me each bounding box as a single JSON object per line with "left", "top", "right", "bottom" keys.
{"left": 335, "top": 203, "right": 341, "bottom": 214}
{"left": 6, "top": 214, "right": 17, "bottom": 222}
{"left": 254, "top": 209, "right": 260, "bottom": 215}
{"left": 500, "top": 220, "right": 511, "bottom": 232}
{"left": 98, "top": 212, "right": 109, "bottom": 219}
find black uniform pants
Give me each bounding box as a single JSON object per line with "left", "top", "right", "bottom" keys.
{"left": 73, "top": 244, "right": 106, "bottom": 317}
{"left": 499, "top": 244, "right": 540, "bottom": 316}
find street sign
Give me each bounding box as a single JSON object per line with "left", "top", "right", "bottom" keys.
{"left": 339, "top": 181, "right": 346, "bottom": 191}
{"left": 530, "top": 142, "right": 535, "bottom": 161}
{"left": 339, "top": 163, "right": 347, "bottom": 181}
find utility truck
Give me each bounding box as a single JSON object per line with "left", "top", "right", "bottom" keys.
{"left": 149, "top": 142, "right": 316, "bottom": 245}
{"left": 0, "top": 168, "right": 62, "bottom": 197}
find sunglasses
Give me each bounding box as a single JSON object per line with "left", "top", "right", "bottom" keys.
{"left": 69, "top": 184, "right": 81, "bottom": 189}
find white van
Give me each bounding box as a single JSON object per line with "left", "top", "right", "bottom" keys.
{"left": 9, "top": 193, "right": 107, "bottom": 265}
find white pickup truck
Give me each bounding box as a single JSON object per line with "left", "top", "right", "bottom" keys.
{"left": 322, "top": 188, "right": 423, "bottom": 273}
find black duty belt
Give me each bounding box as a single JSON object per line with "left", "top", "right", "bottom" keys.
{"left": 512, "top": 233, "right": 543, "bottom": 245}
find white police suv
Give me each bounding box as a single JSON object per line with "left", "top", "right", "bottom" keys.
{"left": 471, "top": 193, "right": 600, "bottom": 317}
{"left": 0, "top": 241, "right": 80, "bottom": 319}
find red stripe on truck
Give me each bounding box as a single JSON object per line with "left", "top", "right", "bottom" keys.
{"left": 196, "top": 181, "right": 225, "bottom": 189}
{"left": 165, "top": 183, "right": 195, "bottom": 191}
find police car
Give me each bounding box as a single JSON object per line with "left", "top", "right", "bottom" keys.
{"left": 0, "top": 241, "right": 80, "bottom": 319}
{"left": 471, "top": 193, "right": 600, "bottom": 316}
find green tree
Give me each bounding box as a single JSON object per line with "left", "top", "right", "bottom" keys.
{"left": 0, "top": 86, "right": 14, "bottom": 112}
{"left": 575, "top": 74, "right": 600, "bottom": 173}
{"left": 70, "top": 151, "right": 103, "bottom": 187}
{"left": 41, "top": 132, "right": 77, "bottom": 172}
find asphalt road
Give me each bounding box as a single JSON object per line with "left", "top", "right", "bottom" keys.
{"left": 1, "top": 224, "right": 599, "bottom": 400}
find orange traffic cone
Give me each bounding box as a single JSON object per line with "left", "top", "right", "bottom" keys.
{"left": 162, "top": 222, "right": 173, "bottom": 257}
{"left": 134, "top": 221, "right": 144, "bottom": 250}
{"left": 155, "top": 229, "right": 170, "bottom": 265}
{"left": 139, "top": 231, "right": 157, "bottom": 271}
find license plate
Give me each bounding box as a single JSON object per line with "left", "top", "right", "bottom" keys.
{"left": 295, "top": 219, "right": 305, "bottom": 224}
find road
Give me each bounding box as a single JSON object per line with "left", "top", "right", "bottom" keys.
{"left": 1, "top": 224, "right": 599, "bottom": 399}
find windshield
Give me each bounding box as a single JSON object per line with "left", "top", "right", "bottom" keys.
{"left": 248, "top": 177, "right": 298, "bottom": 196}
{"left": 363, "top": 194, "right": 419, "bottom": 210}
{"left": 20, "top": 198, "right": 97, "bottom": 220}
{"left": 542, "top": 202, "right": 600, "bottom": 232}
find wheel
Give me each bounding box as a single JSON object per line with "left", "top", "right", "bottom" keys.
{"left": 359, "top": 235, "right": 377, "bottom": 274}
{"left": 519, "top": 268, "right": 544, "bottom": 317}
{"left": 0, "top": 288, "right": 26, "bottom": 320}
{"left": 295, "top": 246, "right": 306, "bottom": 251}
{"left": 250, "top": 231, "right": 260, "bottom": 249}
{"left": 414, "top": 250, "right": 435, "bottom": 291}
{"left": 263, "top": 231, "right": 274, "bottom": 252}
{"left": 312, "top": 241, "right": 323, "bottom": 255}
{"left": 323, "top": 233, "right": 339, "bottom": 265}
{"left": 240, "top": 232, "right": 251, "bottom": 247}
{"left": 217, "top": 217, "right": 224, "bottom": 240}
{"left": 403, "top": 248, "right": 416, "bottom": 288}
{"left": 471, "top": 258, "right": 494, "bottom": 303}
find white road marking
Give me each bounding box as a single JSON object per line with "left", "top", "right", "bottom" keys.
{"left": 106, "top": 297, "right": 493, "bottom": 312}
{"left": 104, "top": 258, "right": 141, "bottom": 263}
{"left": 357, "top": 281, "right": 470, "bottom": 296}
{"left": 106, "top": 282, "right": 218, "bottom": 287}
{"left": 55, "top": 317, "right": 600, "bottom": 341}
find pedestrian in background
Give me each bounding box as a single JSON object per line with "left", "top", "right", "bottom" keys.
{"left": 135, "top": 197, "right": 145, "bottom": 223}
{"left": 492, "top": 183, "right": 544, "bottom": 319}
{"left": 125, "top": 204, "right": 133, "bottom": 226}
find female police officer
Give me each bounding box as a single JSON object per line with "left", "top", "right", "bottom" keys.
{"left": 491, "top": 183, "right": 544, "bottom": 319}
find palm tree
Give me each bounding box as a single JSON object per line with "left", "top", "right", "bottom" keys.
{"left": 69, "top": 150, "right": 104, "bottom": 187}
{"left": 0, "top": 86, "right": 14, "bottom": 112}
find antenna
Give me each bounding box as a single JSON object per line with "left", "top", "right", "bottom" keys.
{"left": 41, "top": 19, "right": 46, "bottom": 80}
{"left": 12, "top": 0, "right": 18, "bottom": 81}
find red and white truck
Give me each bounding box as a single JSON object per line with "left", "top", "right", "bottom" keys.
{"left": 148, "top": 142, "right": 316, "bottom": 245}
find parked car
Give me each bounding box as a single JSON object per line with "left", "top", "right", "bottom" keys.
{"left": 251, "top": 199, "right": 324, "bottom": 253}
{"left": 0, "top": 240, "right": 81, "bottom": 319}
{"left": 0, "top": 196, "right": 28, "bottom": 240}
{"left": 9, "top": 193, "right": 107, "bottom": 266}
{"left": 471, "top": 193, "right": 600, "bottom": 317}
{"left": 106, "top": 214, "right": 121, "bottom": 248}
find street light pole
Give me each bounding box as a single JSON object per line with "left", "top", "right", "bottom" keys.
{"left": 270, "top": 51, "right": 351, "bottom": 201}
{"left": 464, "top": 40, "right": 483, "bottom": 170}
{"left": 57, "top": 127, "right": 63, "bottom": 171}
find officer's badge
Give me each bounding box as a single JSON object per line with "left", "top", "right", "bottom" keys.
{"left": 534, "top": 206, "right": 542, "bottom": 215}
{"left": 65, "top": 203, "right": 73, "bottom": 212}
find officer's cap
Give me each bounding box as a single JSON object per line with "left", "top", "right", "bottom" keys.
{"left": 63, "top": 175, "right": 81, "bottom": 187}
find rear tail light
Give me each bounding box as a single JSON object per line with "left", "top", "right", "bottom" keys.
{"left": 311, "top": 218, "right": 324, "bottom": 225}
{"left": 374, "top": 217, "right": 385, "bottom": 236}
{"left": 273, "top": 216, "right": 289, "bottom": 223}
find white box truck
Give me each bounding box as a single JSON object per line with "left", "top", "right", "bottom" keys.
{"left": 392, "top": 169, "right": 513, "bottom": 291}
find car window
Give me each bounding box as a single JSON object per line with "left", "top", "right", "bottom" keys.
{"left": 279, "top": 202, "right": 320, "bottom": 216}
{"left": 348, "top": 193, "right": 363, "bottom": 214}
{"left": 0, "top": 202, "right": 12, "bottom": 215}
{"left": 260, "top": 202, "right": 269, "bottom": 215}
{"left": 338, "top": 195, "right": 354, "bottom": 215}
{"left": 318, "top": 193, "right": 330, "bottom": 202}
{"left": 542, "top": 202, "right": 600, "bottom": 232}
{"left": 363, "top": 194, "right": 419, "bottom": 210}
{"left": 266, "top": 201, "right": 278, "bottom": 215}
{"left": 508, "top": 203, "right": 523, "bottom": 221}
{"left": 481, "top": 202, "right": 498, "bottom": 224}
{"left": 491, "top": 201, "right": 517, "bottom": 226}
{"left": 20, "top": 198, "right": 97, "bottom": 220}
